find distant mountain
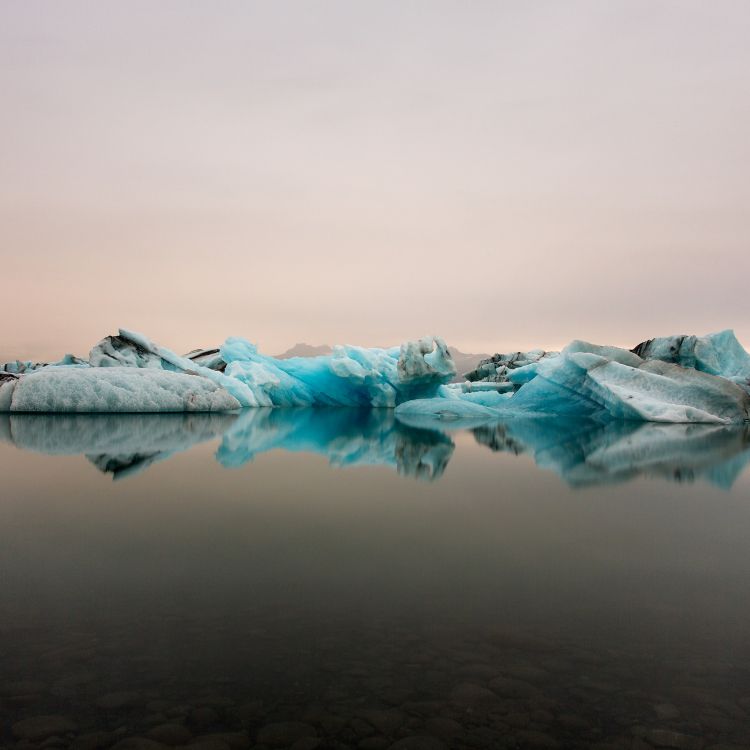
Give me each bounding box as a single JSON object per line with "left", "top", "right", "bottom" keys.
{"left": 276, "top": 343, "right": 334, "bottom": 359}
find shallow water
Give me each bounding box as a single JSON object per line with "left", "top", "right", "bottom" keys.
{"left": 1, "top": 410, "right": 749, "bottom": 750}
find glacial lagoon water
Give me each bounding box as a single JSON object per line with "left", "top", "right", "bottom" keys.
{"left": 1, "top": 409, "right": 750, "bottom": 749}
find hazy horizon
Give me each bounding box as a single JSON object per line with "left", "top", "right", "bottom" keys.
{"left": 2, "top": 1, "right": 749, "bottom": 362}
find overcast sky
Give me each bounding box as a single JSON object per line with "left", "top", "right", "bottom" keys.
{"left": 2, "top": 1, "right": 749, "bottom": 361}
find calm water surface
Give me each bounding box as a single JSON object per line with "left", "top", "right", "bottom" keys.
{"left": 1, "top": 410, "right": 749, "bottom": 750}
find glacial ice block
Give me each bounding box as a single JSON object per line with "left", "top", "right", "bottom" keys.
{"left": 85, "top": 329, "right": 456, "bottom": 409}
{"left": 464, "top": 349, "right": 558, "bottom": 383}
{"left": 8, "top": 368, "right": 241, "bottom": 413}
{"left": 219, "top": 334, "right": 455, "bottom": 407}
{"left": 397, "top": 339, "right": 750, "bottom": 425}
{"left": 505, "top": 341, "right": 750, "bottom": 423}
{"left": 631, "top": 329, "right": 750, "bottom": 393}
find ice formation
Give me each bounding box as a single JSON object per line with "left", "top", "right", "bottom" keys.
{"left": 397, "top": 338, "right": 750, "bottom": 425}
{"left": 1, "top": 329, "right": 455, "bottom": 412}
{"left": 631, "top": 329, "right": 750, "bottom": 393}
{"left": 464, "top": 349, "right": 558, "bottom": 384}
{"left": 6, "top": 368, "right": 241, "bottom": 413}
{"left": 1, "top": 328, "right": 749, "bottom": 424}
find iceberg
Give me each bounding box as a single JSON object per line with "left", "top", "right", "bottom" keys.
{"left": 218, "top": 334, "right": 455, "bottom": 407}
{"left": 1, "top": 330, "right": 455, "bottom": 413}
{"left": 631, "top": 329, "right": 750, "bottom": 393}
{"left": 398, "top": 338, "right": 750, "bottom": 425}
{"left": 111, "top": 327, "right": 457, "bottom": 408}
{"left": 464, "top": 349, "right": 558, "bottom": 384}
{"left": 6, "top": 368, "right": 241, "bottom": 413}
{"left": 2, "top": 327, "right": 749, "bottom": 423}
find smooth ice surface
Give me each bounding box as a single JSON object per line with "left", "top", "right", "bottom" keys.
{"left": 8, "top": 368, "right": 241, "bottom": 413}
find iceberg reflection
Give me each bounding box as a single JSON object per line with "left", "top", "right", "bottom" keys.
{"left": 0, "top": 410, "right": 748, "bottom": 488}
{"left": 472, "top": 418, "right": 750, "bottom": 489}
{"left": 216, "top": 408, "right": 453, "bottom": 481}
{"left": 0, "top": 412, "right": 237, "bottom": 480}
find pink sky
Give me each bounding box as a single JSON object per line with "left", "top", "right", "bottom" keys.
{"left": 2, "top": 1, "right": 749, "bottom": 362}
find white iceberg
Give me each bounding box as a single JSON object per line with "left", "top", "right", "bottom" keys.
{"left": 6, "top": 368, "right": 241, "bottom": 413}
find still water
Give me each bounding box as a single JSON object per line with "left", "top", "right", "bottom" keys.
{"left": 1, "top": 410, "right": 749, "bottom": 750}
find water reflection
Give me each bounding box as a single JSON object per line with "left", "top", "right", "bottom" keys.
{"left": 472, "top": 418, "right": 750, "bottom": 489}
{"left": 1, "top": 409, "right": 749, "bottom": 488}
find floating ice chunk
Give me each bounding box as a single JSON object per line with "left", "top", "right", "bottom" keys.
{"left": 395, "top": 395, "right": 500, "bottom": 424}
{"left": 0, "top": 374, "right": 17, "bottom": 412}
{"left": 631, "top": 329, "right": 750, "bottom": 393}
{"left": 220, "top": 334, "right": 454, "bottom": 407}
{"left": 506, "top": 341, "right": 750, "bottom": 423}
{"left": 101, "top": 329, "right": 259, "bottom": 407}
{"left": 90, "top": 333, "right": 166, "bottom": 368}
{"left": 7, "top": 368, "right": 241, "bottom": 413}
{"left": 184, "top": 348, "right": 226, "bottom": 371}
{"left": 399, "top": 339, "right": 750, "bottom": 425}
{"left": 399, "top": 336, "right": 455, "bottom": 383}
{"left": 464, "top": 349, "right": 558, "bottom": 383}
{"left": 2, "top": 353, "right": 87, "bottom": 374}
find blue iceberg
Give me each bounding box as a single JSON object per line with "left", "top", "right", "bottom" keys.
{"left": 1, "top": 328, "right": 749, "bottom": 424}
{"left": 398, "top": 336, "right": 750, "bottom": 425}
{"left": 1, "top": 329, "right": 455, "bottom": 413}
